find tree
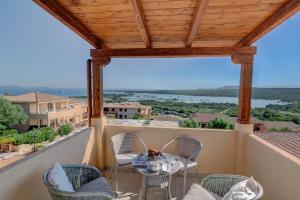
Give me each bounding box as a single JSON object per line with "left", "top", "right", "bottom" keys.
{"left": 0, "top": 97, "right": 27, "bottom": 130}
{"left": 207, "top": 118, "right": 228, "bottom": 129}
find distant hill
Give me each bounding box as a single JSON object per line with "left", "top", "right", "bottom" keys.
{"left": 218, "top": 86, "right": 239, "bottom": 90}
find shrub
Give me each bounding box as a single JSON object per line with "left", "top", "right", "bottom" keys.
{"left": 57, "top": 123, "right": 73, "bottom": 136}
{"left": 268, "top": 127, "right": 293, "bottom": 132}
{"left": 228, "top": 123, "right": 235, "bottom": 130}
{"left": 0, "top": 136, "right": 15, "bottom": 144}
{"left": 0, "top": 129, "right": 18, "bottom": 136}
{"left": 181, "top": 119, "right": 199, "bottom": 128}
{"left": 133, "top": 114, "right": 144, "bottom": 120}
{"left": 208, "top": 118, "right": 228, "bottom": 129}
{"left": 12, "top": 127, "right": 56, "bottom": 145}
{"left": 38, "top": 127, "right": 56, "bottom": 142}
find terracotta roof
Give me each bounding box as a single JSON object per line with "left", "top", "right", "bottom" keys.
{"left": 5, "top": 92, "right": 68, "bottom": 103}
{"left": 255, "top": 131, "right": 300, "bottom": 159}
{"left": 192, "top": 113, "right": 222, "bottom": 123}
{"left": 151, "top": 114, "right": 182, "bottom": 122}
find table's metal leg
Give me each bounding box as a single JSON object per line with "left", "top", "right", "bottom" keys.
{"left": 144, "top": 176, "right": 148, "bottom": 200}
{"left": 139, "top": 175, "right": 147, "bottom": 200}
{"left": 168, "top": 174, "right": 172, "bottom": 200}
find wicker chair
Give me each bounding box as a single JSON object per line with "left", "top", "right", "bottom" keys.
{"left": 162, "top": 137, "right": 203, "bottom": 195}
{"left": 43, "top": 164, "right": 114, "bottom": 200}
{"left": 109, "top": 133, "right": 147, "bottom": 191}
{"left": 200, "top": 174, "right": 264, "bottom": 200}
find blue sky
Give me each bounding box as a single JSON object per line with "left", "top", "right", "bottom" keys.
{"left": 0, "top": 0, "right": 299, "bottom": 90}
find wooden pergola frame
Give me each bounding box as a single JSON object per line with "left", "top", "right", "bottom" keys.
{"left": 89, "top": 45, "right": 256, "bottom": 124}
{"left": 33, "top": 0, "right": 300, "bottom": 49}
{"left": 33, "top": 0, "right": 300, "bottom": 125}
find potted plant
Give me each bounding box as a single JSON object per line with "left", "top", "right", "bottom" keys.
{"left": 0, "top": 137, "right": 15, "bottom": 152}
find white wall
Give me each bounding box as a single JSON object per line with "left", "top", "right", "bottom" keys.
{"left": 244, "top": 134, "right": 300, "bottom": 200}
{"left": 104, "top": 125, "right": 237, "bottom": 174}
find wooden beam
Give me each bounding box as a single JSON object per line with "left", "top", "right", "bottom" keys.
{"left": 237, "top": 63, "right": 253, "bottom": 124}
{"left": 33, "top": 0, "right": 103, "bottom": 48}
{"left": 87, "top": 59, "right": 92, "bottom": 127}
{"left": 129, "top": 0, "right": 151, "bottom": 47}
{"left": 186, "top": 0, "right": 209, "bottom": 47}
{"left": 91, "top": 46, "right": 257, "bottom": 58}
{"left": 91, "top": 56, "right": 110, "bottom": 118}
{"left": 92, "top": 63, "right": 103, "bottom": 118}
{"left": 237, "top": 0, "right": 300, "bottom": 46}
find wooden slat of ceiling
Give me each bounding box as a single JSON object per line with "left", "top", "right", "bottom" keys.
{"left": 238, "top": 0, "right": 300, "bottom": 45}
{"left": 129, "top": 0, "right": 151, "bottom": 47}
{"left": 142, "top": 0, "right": 198, "bottom": 48}
{"left": 193, "top": 0, "right": 288, "bottom": 47}
{"left": 35, "top": 0, "right": 299, "bottom": 49}
{"left": 57, "top": 0, "right": 145, "bottom": 48}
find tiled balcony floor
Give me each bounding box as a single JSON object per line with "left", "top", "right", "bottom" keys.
{"left": 104, "top": 168, "right": 206, "bottom": 200}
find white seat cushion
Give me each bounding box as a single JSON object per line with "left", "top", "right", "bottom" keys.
{"left": 175, "top": 155, "right": 197, "bottom": 171}
{"left": 116, "top": 153, "right": 138, "bottom": 165}
{"left": 183, "top": 183, "right": 216, "bottom": 200}
{"left": 48, "top": 162, "right": 75, "bottom": 192}
{"left": 222, "top": 177, "right": 260, "bottom": 200}
{"left": 77, "top": 177, "right": 114, "bottom": 197}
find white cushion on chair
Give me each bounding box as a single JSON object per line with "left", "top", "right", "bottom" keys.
{"left": 48, "top": 162, "right": 75, "bottom": 192}
{"left": 183, "top": 183, "right": 216, "bottom": 200}
{"left": 222, "top": 177, "right": 260, "bottom": 200}
{"left": 116, "top": 153, "right": 138, "bottom": 165}
{"left": 77, "top": 177, "right": 114, "bottom": 196}
{"left": 175, "top": 155, "right": 197, "bottom": 171}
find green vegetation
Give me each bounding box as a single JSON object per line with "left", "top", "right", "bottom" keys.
{"left": 252, "top": 108, "right": 300, "bottom": 124}
{"left": 268, "top": 127, "right": 294, "bottom": 132}
{"left": 139, "top": 100, "right": 237, "bottom": 118}
{"left": 104, "top": 93, "right": 133, "bottom": 103}
{"left": 0, "top": 97, "right": 27, "bottom": 130}
{"left": 127, "top": 87, "right": 300, "bottom": 103}
{"left": 207, "top": 118, "right": 235, "bottom": 130}
{"left": 0, "top": 124, "right": 73, "bottom": 147}
{"left": 266, "top": 103, "right": 300, "bottom": 113}
{"left": 132, "top": 114, "right": 144, "bottom": 120}
{"left": 181, "top": 118, "right": 234, "bottom": 129}
{"left": 224, "top": 108, "right": 238, "bottom": 117}
{"left": 57, "top": 123, "right": 73, "bottom": 136}
{"left": 181, "top": 119, "right": 199, "bottom": 128}
{"left": 5, "top": 127, "right": 57, "bottom": 145}
{"left": 0, "top": 129, "right": 18, "bottom": 136}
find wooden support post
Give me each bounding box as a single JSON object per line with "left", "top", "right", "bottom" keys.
{"left": 87, "top": 59, "right": 92, "bottom": 127}
{"left": 238, "top": 63, "right": 253, "bottom": 124}
{"left": 232, "top": 48, "right": 256, "bottom": 124}
{"left": 91, "top": 55, "right": 111, "bottom": 118}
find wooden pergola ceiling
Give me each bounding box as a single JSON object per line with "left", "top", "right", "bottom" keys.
{"left": 33, "top": 0, "right": 300, "bottom": 50}
{"left": 34, "top": 0, "right": 300, "bottom": 49}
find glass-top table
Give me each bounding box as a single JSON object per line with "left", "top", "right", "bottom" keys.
{"left": 132, "top": 153, "right": 182, "bottom": 200}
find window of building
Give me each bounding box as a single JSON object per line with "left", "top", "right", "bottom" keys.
{"left": 125, "top": 108, "right": 127, "bottom": 112}
{"left": 112, "top": 108, "right": 115, "bottom": 112}
{"left": 48, "top": 103, "right": 53, "bottom": 111}
{"left": 119, "top": 114, "right": 123, "bottom": 119}
{"left": 138, "top": 108, "right": 141, "bottom": 113}
{"left": 119, "top": 108, "right": 122, "bottom": 112}
{"left": 104, "top": 107, "right": 109, "bottom": 112}
{"left": 125, "top": 115, "right": 127, "bottom": 118}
